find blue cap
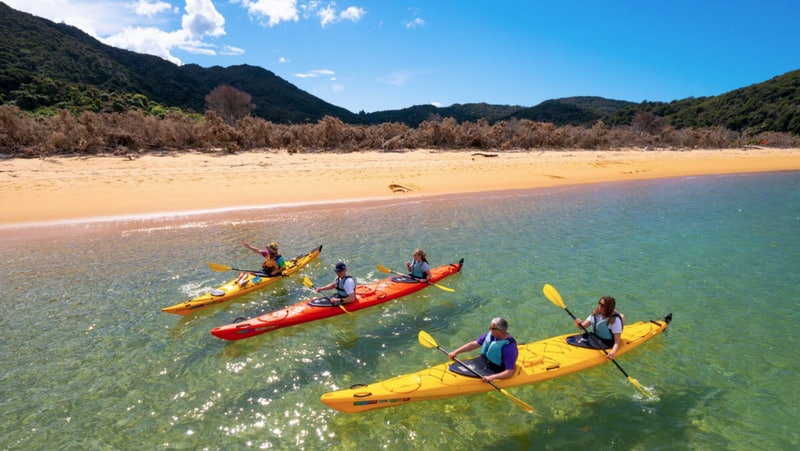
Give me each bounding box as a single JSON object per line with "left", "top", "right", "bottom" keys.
{"left": 335, "top": 262, "right": 346, "bottom": 272}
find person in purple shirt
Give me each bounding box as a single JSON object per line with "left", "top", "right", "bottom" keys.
{"left": 448, "top": 317, "right": 518, "bottom": 382}
{"left": 243, "top": 241, "right": 286, "bottom": 276}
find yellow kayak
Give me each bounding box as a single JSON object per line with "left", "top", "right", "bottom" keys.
{"left": 161, "top": 245, "right": 323, "bottom": 315}
{"left": 320, "top": 314, "right": 671, "bottom": 413}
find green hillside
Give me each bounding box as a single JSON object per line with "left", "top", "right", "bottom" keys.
{"left": 603, "top": 69, "right": 800, "bottom": 134}
{"left": 0, "top": 2, "right": 355, "bottom": 123}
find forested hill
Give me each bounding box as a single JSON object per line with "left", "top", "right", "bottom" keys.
{"left": 0, "top": 2, "right": 356, "bottom": 123}
{"left": 1, "top": 2, "right": 799, "bottom": 134}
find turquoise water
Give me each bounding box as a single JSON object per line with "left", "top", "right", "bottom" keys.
{"left": 1, "top": 171, "right": 798, "bottom": 450}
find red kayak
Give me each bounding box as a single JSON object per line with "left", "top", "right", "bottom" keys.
{"left": 210, "top": 259, "right": 463, "bottom": 341}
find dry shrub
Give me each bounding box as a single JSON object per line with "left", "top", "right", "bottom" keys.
{"left": 197, "top": 111, "right": 243, "bottom": 152}
{"left": 2, "top": 108, "right": 798, "bottom": 157}
{"left": 0, "top": 105, "right": 42, "bottom": 153}
{"left": 750, "top": 131, "right": 800, "bottom": 148}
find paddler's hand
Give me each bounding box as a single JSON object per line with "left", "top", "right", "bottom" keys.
{"left": 575, "top": 318, "right": 583, "bottom": 328}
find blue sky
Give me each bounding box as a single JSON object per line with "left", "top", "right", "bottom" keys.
{"left": 6, "top": 1, "right": 800, "bottom": 114}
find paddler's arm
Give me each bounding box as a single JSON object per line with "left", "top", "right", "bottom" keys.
{"left": 243, "top": 242, "right": 264, "bottom": 255}
{"left": 448, "top": 341, "right": 480, "bottom": 360}
{"left": 607, "top": 333, "right": 621, "bottom": 360}
{"left": 315, "top": 281, "right": 334, "bottom": 292}
{"left": 482, "top": 368, "right": 514, "bottom": 382}
{"left": 337, "top": 291, "right": 356, "bottom": 304}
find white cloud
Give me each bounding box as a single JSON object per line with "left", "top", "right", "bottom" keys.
{"left": 221, "top": 45, "right": 246, "bottom": 56}
{"left": 339, "top": 6, "right": 365, "bottom": 21}
{"left": 232, "top": 1, "right": 364, "bottom": 28}
{"left": 182, "top": 0, "right": 225, "bottom": 39}
{"left": 318, "top": 3, "right": 365, "bottom": 27}
{"left": 317, "top": 4, "right": 336, "bottom": 27}
{"left": 237, "top": 0, "right": 300, "bottom": 26}
{"left": 279, "top": 57, "right": 289, "bottom": 63}
{"left": 294, "top": 69, "right": 336, "bottom": 79}
{"left": 101, "top": 27, "right": 189, "bottom": 65}
{"left": 133, "top": 0, "right": 172, "bottom": 18}
{"left": 405, "top": 17, "right": 424, "bottom": 28}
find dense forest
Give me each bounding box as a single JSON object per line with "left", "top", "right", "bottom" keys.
{"left": 1, "top": 2, "right": 799, "bottom": 157}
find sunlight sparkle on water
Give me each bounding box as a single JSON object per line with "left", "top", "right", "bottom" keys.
{"left": 225, "top": 358, "right": 251, "bottom": 373}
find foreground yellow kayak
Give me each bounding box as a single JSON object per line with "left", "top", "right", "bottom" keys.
{"left": 320, "top": 314, "right": 671, "bottom": 413}
{"left": 161, "top": 245, "right": 323, "bottom": 315}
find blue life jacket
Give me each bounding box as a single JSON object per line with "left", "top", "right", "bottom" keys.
{"left": 480, "top": 335, "right": 511, "bottom": 369}
{"left": 591, "top": 313, "right": 623, "bottom": 341}
{"left": 410, "top": 260, "right": 428, "bottom": 279}
{"left": 335, "top": 275, "right": 354, "bottom": 298}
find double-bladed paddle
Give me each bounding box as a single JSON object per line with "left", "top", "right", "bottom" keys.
{"left": 376, "top": 264, "right": 455, "bottom": 292}
{"left": 208, "top": 262, "right": 266, "bottom": 274}
{"left": 542, "top": 283, "right": 648, "bottom": 396}
{"left": 418, "top": 330, "right": 534, "bottom": 413}
{"left": 303, "top": 276, "right": 352, "bottom": 315}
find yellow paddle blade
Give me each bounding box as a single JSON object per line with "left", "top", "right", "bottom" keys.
{"left": 499, "top": 388, "right": 536, "bottom": 413}
{"left": 338, "top": 303, "right": 353, "bottom": 315}
{"left": 376, "top": 264, "right": 392, "bottom": 274}
{"left": 303, "top": 277, "right": 314, "bottom": 288}
{"left": 627, "top": 376, "right": 649, "bottom": 396}
{"left": 208, "top": 262, "right": 231, "bottom": 272}
{"left": 418, "top": 330, "right": 438, "bottom": 348}
{"left": 432, "top": 282, "right": 455, "bottom": 293}
{"left": 543, "top": 283, "right": 566, "bottom": 309}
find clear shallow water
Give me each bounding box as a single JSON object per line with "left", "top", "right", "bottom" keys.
{"left": 1, "top": 172, "right": 798, "bottom": 450}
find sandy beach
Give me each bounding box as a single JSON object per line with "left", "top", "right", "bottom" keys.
{"left": 1, "top": 147, "right": 799, "bottom": 226}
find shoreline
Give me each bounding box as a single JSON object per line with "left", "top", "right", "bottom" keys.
{"left": 2, "top": 148, "right": 799, "bottom": 228}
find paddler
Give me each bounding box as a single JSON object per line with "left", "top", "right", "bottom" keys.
{"left": 243, "top": 241, "right": 286, "bottom": 277}
{"left": 315, "top": 262, "right": 356, "bottom": 305}
{"left": 405, "top": 248, "right": 431, "bottom": 282}
{"left": 448, "top": 317, "right": 518, "bottom": 382}
{"left": 575, "top": 296, "right": 624, "bottom": 359}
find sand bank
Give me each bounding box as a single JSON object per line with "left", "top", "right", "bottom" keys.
{"left": 1, "top": 148, "right": 799, "bottom": 226}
